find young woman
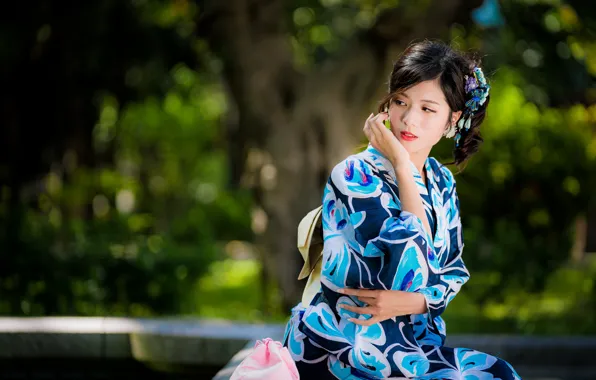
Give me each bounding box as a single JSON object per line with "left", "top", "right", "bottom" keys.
{"left": 282, "top": 40, "right": 521, "bottom": 379}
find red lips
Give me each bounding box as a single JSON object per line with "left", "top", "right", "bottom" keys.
{"left": 400, "top": 131, "right": 418, "bottom": 141}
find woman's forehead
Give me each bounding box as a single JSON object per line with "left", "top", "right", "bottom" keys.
{"left": 400, "top": 79, "right": 446, "bottom": 104}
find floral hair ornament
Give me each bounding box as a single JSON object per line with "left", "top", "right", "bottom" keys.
{"left": 448, "top": 67, "right": 490, "bottom": 147}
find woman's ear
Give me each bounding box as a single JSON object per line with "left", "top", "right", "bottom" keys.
{"left": 451, "top": 110, "right": 463, "bottom": 126}
{"left": 444, "top": 110, "right": 463, "bottom": 138}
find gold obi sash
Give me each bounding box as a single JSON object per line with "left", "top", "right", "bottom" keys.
{"left": 297, "top": 206, "right": 323, "bottom": 306}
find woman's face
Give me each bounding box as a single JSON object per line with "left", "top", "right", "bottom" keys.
{"left": 387, "top": 78, "right": 460, "bottom": 155}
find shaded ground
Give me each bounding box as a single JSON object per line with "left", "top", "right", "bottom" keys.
{"left": 0, "top": 358, "right": 220, "bottom": 379}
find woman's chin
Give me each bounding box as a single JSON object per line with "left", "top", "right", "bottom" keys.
{"left": 398, "top": 138, "right": 420, "bottom": 154}
{"left": 396, "top": 134, "right": 417, "bottom": 147}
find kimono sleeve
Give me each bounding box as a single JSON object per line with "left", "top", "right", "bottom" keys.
{"left": 328, "top": 157, "right": 440, "bottom": 291}
{"left": 414, "top": 176, "right": 470, "bottom": 320}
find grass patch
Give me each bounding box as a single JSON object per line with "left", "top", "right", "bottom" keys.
{"left": 194, "top": 259, "right": 286, "bottom": 322}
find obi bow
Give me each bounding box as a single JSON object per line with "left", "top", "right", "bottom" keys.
{"left": 297, "top": 206, "right": 323, "bottom": 305}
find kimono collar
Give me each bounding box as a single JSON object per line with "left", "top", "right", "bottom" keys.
{"left": 365, "top": 145, "right": 444, "bottom": 246}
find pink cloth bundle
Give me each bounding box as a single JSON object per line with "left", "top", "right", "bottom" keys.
{"left": 230, "top": 338, "right": 299, "bottom": 380}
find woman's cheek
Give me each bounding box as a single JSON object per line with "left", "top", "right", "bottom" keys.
{"left": 417, "top": 125, "right": 441, "bottom": 147}
{"left": 428, "top": 116, "right": 447, "bottom": 139}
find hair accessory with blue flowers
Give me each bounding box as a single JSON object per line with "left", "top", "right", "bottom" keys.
{"left": 451, "top": 67, "right": 490, "bottom": 147}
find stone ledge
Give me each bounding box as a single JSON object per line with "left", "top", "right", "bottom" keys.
{"left": 0, "top": 317, "right": 284, "bottom": 369}
{"left": 445, "top": 335, "right": 596, "bottom": 369}
{"left": 3, "top": 318, "right": 596, "bottom": 380}
{"left": 0, "top": 332, "right": 103, "bottom": 358}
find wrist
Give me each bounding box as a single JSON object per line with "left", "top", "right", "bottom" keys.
{"left": 411, "top": 292, "right": 428, "bottom": 314}
{"left": 390, "top": 290, "right": 427, "bottom": 316}
{"left": 392, "top": 160, "right": 412, "bottom": 176}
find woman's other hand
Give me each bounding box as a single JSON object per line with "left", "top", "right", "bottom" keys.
{"left": 337, "top": 288, "right": 427, "bottom": 326}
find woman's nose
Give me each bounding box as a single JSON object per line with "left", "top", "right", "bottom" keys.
{"left": 401, "top": 108, "right": 420, "bottom": 129}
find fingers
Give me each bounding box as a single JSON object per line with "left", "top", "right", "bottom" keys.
{"left": 372, "top": 113, "right": 392, "bottom": 137}
{"left": 373, "top": 113, "right": 393, "bottom": 142}
{"left": 357, "top": 296, "right": 376, "bottom": 305}
{"left": 367, "top": 114, "right": 385, "bottom": 145}
{"left": 338, "top": 288, "right": 383, "bottom": 326}
{"left": 339, "top": 304, "right": 372, "bottom": 315}
{"left": 363, "top": 113, "right": 373, "bottom": 130}
{"left": 364, "top": 113, "right": 387, "bottom": 130}
{"left": 365, "top": 112, "right": 394, "bottom": 154}
{"left": 338, "top": 288, "right": 379, "bottom": 298}
{"left": 369, "top": 121, "right": 381, "bottom": 144}
{"left": 363, "top": 113, "right": 374, "bottom": 140}
{"left": 373, "top": 112, "right": 389, "bottom": 125}
{"left": 349, "top": 316, "right": 380, "bottom": 326}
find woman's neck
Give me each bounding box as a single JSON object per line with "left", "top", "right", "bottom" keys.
{"left": 409, "top": 151, "right": 428, "bottom": 177}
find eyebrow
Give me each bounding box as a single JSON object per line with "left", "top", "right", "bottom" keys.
{"left": 398, "top": 93, "right": 441, "bottom": 106}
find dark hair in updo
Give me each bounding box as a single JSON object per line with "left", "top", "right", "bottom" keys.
{"left": 377, "top": 39, "right": 489, "bottom": 168}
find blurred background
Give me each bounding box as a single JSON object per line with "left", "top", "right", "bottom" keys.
{"left": 1, "top": 0, "right": 596, "bottom": 339}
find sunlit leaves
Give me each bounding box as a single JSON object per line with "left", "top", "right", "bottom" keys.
{"left": 133, "top": 0, "right": 198, "bottom": 37}
{"left": 558, "top": 4, "right": 580, "bottom": 31}
{"left": 293, "top": 7, "right": 315, "bottom": 27}
{"left": 93, "top": 95, "right": 119, "bottom": 152}
{"left": 288, "top": 0, "right": 402, "bottom": 68}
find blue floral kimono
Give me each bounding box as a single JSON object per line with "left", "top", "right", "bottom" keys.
{"left": 283, "top": 145, "right": 520, "bottom": 379}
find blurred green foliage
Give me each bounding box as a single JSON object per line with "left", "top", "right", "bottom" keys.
{"left": 433, "top": 66, "right": 596, "bottom": 295}
{"left": 0, "top": 61, "right": 253, "bottom": 316}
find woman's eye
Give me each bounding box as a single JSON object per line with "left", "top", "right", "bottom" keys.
{"left": 423, "top": 107, "right": 436, "bottom": 113}
{"left": 394, "top": 100, "right": 406, "bottom": 106}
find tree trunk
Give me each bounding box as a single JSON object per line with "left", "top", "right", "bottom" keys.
{"left": 198, "top": 0, "right": 483, "bottom": 310}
